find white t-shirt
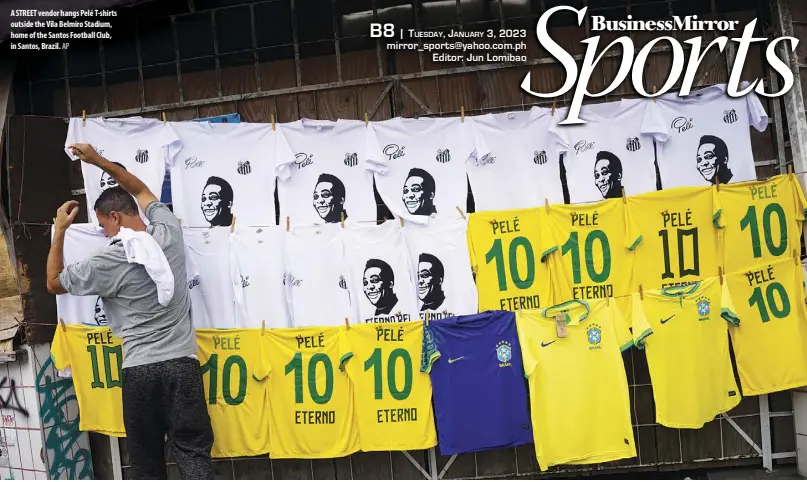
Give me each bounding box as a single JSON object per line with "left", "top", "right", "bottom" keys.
{"left": 277, "top": 119, "right": 377, "bottom": 226}
{"left": 655, "top": 83, "right": 768, "bottom": 188}
{"left": 64, "top": 117, "right": 181, "bottom": 224}
{"left": 342, "top": 220, "right": 419, "bottom": 323}
{"left": 402, "top": 218, "right": 478, "bottom": 321}
{"left": 366, "top": 117, "right": 486, "bottom": 224}
{"left": 183, "top": 227, "right": 236, "bottom": 329}
{"left": 170, "top": 122, "right": 282, "bottom": 228}
{"left": 54, "top": 224, "right": 110, "bottom": 326}
{"left": 284, "top": 224, "right": 354, "bottom": 328}
{"left": 230, "top": 226, "right": 290, "bottom": 329}
{"left": 561, "top": 98, "right": 667, "bottom": 203}
{"left": 468, "top": 107, "right": 567, "bottom": 210}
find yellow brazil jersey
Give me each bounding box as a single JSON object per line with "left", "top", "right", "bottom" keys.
{"left": 627, "top": 186, "right": 720, "bottom": 290}
{"left": 50, "top": 325, "right": 125, "bottom": 437}
{"left": 341, "top": 321, "right": 437, "bottom": 451}
{"left": 196, "top": 329, "right": 270, "bottom": 457}
{"left": 255, "top": 326, "right": 359, "bottom": 459}
{"left": 467, "top": 208, "right": 554, "bottom": 311}
{"left": 716, "top": 174, "right": 807, "bottom": 274}
{"left": 633, "top": 279, "right": 740, "bottom": 429}
{"left": 516, "top": 299, "right": 635, "bottom": 471}
{"left": 540, "top": 198, "right": 641, "bottom": 303}
{"left": 727, "top": 257, "right": 807, "bottom": 395}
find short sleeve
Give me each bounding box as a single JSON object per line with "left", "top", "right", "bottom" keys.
{"left": 253, "top": 336, "right": 272, "bottom": 380}
{"left": 420, "top": 323, "right": 440, "bottom": 373}
{"left": 364, "top": 123, "right": 387, "bottom": 175}
{"left": 538, "top": 209, "right": 560, "bottom": 262}
{"left": 611, "top": 301, "right": 634, "bottom": 352}
{"left": 514, "top": 314, "right": 538, "bottom": 377}
{"left": 339, "top": 327, "right": 354, "bottom": 373}
{"left": 720, "top": 281, "right": 740, "bottom": 327}
{"left": 790, "top": 174, "right": 807, "bottom": 223}
{"left": 274, "top": 127, "right": 297, "bottom": 181}
{"left": 468, "top": 120, "right": 490, "bottom": 162}
{"left": 64, "top": 118, "right": 83, "bottom": 161}
{"left": 161, "top": 123, "right": 183, "bottom": 166}
{"left": 712, "top": 185, "right": 724, "bottom": 229}
{"left": 624, "top": 201, "right": 642, "bottom": 251}
{"left": 50, "top": 328, "right": 71, "bottom": 371}
{"left": 548, "top": 113, "right": 569, "bottom": 154}
{"left": 59, "top": 250, "right": 123, "bottom": 298}
{"left": 641, "top": 99, "right": 670, "bottom": 144}
{"left": 631, "top": 294, "right": 653, "bottom": 349}
{"left": 743, "top": 81, "right": 769, "bottom": 132}
{"left": 466, "top": 216, "right": 478, "bottom": 275}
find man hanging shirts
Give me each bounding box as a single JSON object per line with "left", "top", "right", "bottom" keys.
{"left": 715, "top": 174, "right": 807, "bottom": 274}
{"left": 403, "top": 218, "right": 478, "bottom": 320}
{"left": 627, "top": 187, "right": 721, "bottom": 290}
{"left": 727, "top": 258, "right": 807, "bottom": 395}
{"left": 54, "top": 224, "right": 110, "bottom": 326}
{"left": 230, "top": 226, "right": 290, "bottom": 329}
{"left": 539, "top": 199, "right": 641, "bottom": 303}
{"left": 342, "top": 221, "right": 419, "bottom": 323}
{"left": 284, "top": 224, "right": 354, "bottom": 327}
{"left": 255, "top": 326, "right": 360, "bottom": 458}
{"left": 516, "top": 300, "right": 635, "bottom": 471}
{"left": 633, "top": 280, "right": 741, "bottom": 428}
{"left": 183, "top": 227, "right": 236, "bottom": 329}
{"left": 341, "top": 321, "right": 437, "bottom": 451}
{"left": 422, "top": 311, "right": 533, "bottom": 455}
{"left": 366, "top": 117, "right": 486, "bottom": 223}
{"left": 277, "top": 119, "right": 378, "bottom": 225}
{"left": 467, "top": 107, "right": 566, "bottom": 210}
{"left": 656, "top": 82, "right": 768, "bottom": 189}
{"left": 65, "top": 117, "right": 181, "bottom": 224}
{"left": 467, "top": 208, "right": 554, "bottom": 311}
{"left": 170, "top": 122, "right": 281, "bottom": 227}
{"left": 196, "top": 329, "right": 270, "bottom": 457}
{"left": 51, "top": 325, "right": 125, "bottom": 436}
{"left": 561, "top": 98, "right": 667, "bottom": 203}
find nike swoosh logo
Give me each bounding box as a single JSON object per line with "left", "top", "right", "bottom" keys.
{"left": 541, "top": 340, "right": 556, "bottom": 348}
{"left": 660, "top": 315, "right": 675, "bottom": 324}
{"left": 448, "top": 357, "right": 464, "bottom": 364}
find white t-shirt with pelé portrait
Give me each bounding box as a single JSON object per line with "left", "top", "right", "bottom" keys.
{"left": 183, "top": 227, "right": 236, "bottom": 329}
{"left": 561, "top": 98, "right": 667, "bottom": 204}
{"left": 277, "top": 119, "right": 378, "bottom": 226}
{"left": 655, "top": 82, "right": 768, "bottom": 189}
{"left": 54, "top": 224, "right": 110, "bottom": 326}
{"left": 64, "top": 117, "right": 181, "bottom": 224}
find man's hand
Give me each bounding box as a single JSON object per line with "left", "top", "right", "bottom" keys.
{"left": 55, "top": 200, "right": 80, "bottom": 232}
{"left": 68, "top": 143, "right": 101, "bottom": 164}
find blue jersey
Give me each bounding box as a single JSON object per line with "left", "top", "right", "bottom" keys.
{"left": 422, "top": 311, "right": 533, "bottom": 455}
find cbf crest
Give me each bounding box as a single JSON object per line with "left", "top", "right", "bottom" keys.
{"left": 697, "top": 297, "right": 711, "bottom": 321}
{"left": 587, "top": 324, "right": 602, "bottom": 350}
{"left": 495, "top": 340, "right": 512, "bottom": 367}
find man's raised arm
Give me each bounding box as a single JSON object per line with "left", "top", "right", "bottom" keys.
{"left": 68, "top": 143, "right": 158, "bottom": 212}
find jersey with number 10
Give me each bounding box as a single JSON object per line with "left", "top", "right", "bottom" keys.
{"left": 342, "top": 322, "right": 437, "bottom": 451}
{"left": 256, "top": 326, "right": 360, "bottom": 458}
{"left": 50, "top": 325, "right": 125, "bottom": 437}
{"left": 196, "top": 329, "right": 270, "bottom": 457}
{"left": 627, "top": 187, "right": 720, "bottom": 290}
{"left": 727, "top": 258, "right": 807, "bottom": 395}
{"left": 467, "top": 208, "right": 554, "bottom": 311}
{"left": 716, "top": 174, "right": 807, "bottom": 274}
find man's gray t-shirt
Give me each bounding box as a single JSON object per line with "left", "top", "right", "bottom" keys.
{"left": 59, "top": 201, "right": 196, "bottom": 368}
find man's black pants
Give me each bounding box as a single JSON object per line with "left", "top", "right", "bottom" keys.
{"left": 122, "top": 357, "right": 214, "bottom": 479}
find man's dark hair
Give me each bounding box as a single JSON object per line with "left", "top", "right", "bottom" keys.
{"left": 698, "top": 135, "right": 728, "bottom": 160}
{"left": 419, "top": 253, "right": 444, "bottom": 281}
{"left": 365, "top": 259, "right": 394, "bottom": 284}
{"left": 94, "top": 186, "right": 138, "bottom": 215}
{"left": 316, "top": 173, "right": 346, "bottom": 201}
{"left": 594, "top": 151, "right": 623, "bottom": 177}
{"left": 406, "top": 168, "right": 435, "bottom": 194}
{"left": 204, "top": 176, "right": 233, "bottom": 202}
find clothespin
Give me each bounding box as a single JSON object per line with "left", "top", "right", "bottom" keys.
{"left": 794, "top": 249, "right": 800, "bottom": 266}
{"left": 344, "top": 317, "right": 350, "bottom": 331}
{"left": 551, "top": 100, "right": 556, "bottom": 116}
{"left": 455, "top": 206, "right": 466, "bottom": 219}
{"left": 340, "top": 211, "right": 345, "bottom": 228}
{"left": 162, "top": 112, "right": 167, "bottom": 124}
{"left": 271, "top": 114, "right": 276, "bottom": 131}
{"left": 230, "top": 216, "right": 236, "bottom": 233}
{"left": 425, "top": 311, "right": 429, "bottom": 327}
{"left": 59, "top": 318, "right": 66, "bottom": 331}
{"left": 52, "top": 217, "right": 56, "bottom": 224}
{"left": 788, "top": 164, "right": 793, "bottom": 175}
{"left": 544, "top": 198, "right": 550, "bottom": 214}
{"left": 639, "top": 285, "right": 644, "bottom": 300}
{"left": 399, "top": 217, "right": 404, "bottom": 227}
{"left": 715, "top": 179, "right": 720, "bottom": 192}
{"left": 261, "top": 320, "right": 265, "bottom": 336}
{"left": 621, "top": 187, "right": 627, "bottom": 204}
{"left": 460, "top": 106, "right": 465, "bottom": 123}
{"left": 286, "top": 216, "right": 290, "bottom": 232}
{"left": 718, "top": 266, "right": 723, "bottom": 286}
{"left": 82, "top": 110, "right": 86, "bottom": 126}
{"left": 364, "top": 112, "right": 369, "bottom": 127}
{"left": 652, "top": 86, "right": 657, "bottom": 102}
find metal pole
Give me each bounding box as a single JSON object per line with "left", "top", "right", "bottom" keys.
{"left": 428, "top": 447, "right": 438, "bottom": 480}
{"left": 760, "top": 395, "right": 773, "bottom": 472}
{"left": 110, "top": 436, "right": 123, "bottom": 479}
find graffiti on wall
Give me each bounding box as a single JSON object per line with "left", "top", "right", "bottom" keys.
{"left": 35, "top": 357, "right": 92, "bottom": 480}
{"left": 0, "top": 378, "right": 28, "bottom": 420}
